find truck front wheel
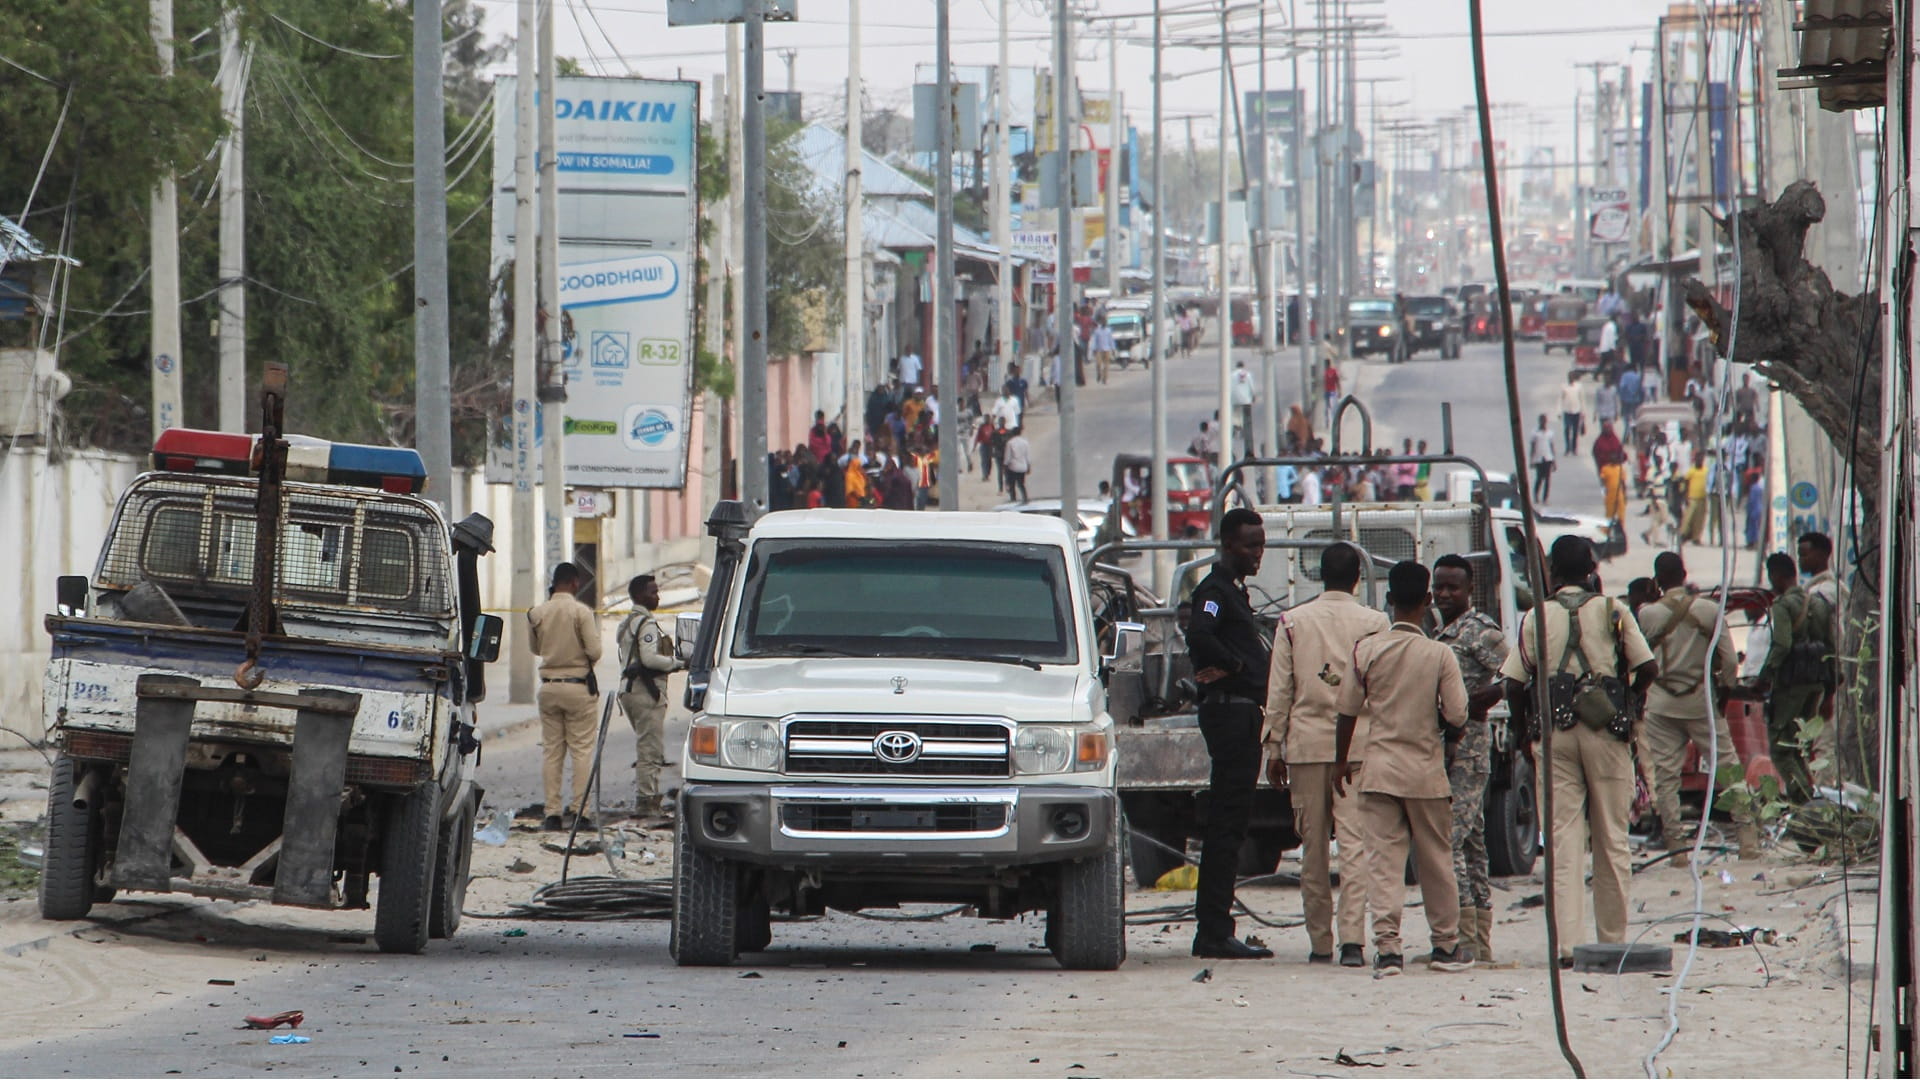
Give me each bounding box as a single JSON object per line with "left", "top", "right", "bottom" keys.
{"left": 429, "top": 797, "right": 474, "bottom": 939}
{"left": 375, "top": 784, "right": 441, "bottom": 954}
{"left": 39, "top": 756, "right": 101, "bottom": 921}
{"left": 1050, "top": 803, "right": 1127, "bottom": 970}
{"left": 1485, "top": 757, "right": 1540, "bottom": 877}
{"left": 670, "top": 812, "right": 739, "bottom": 966}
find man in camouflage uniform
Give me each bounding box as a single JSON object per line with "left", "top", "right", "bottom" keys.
{"left": 616, "top": 574, "right": 681, "bottom": 819}
{"left": 1429, "top": 554, "right": 1511, "bottom": 965}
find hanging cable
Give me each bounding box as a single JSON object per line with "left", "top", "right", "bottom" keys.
{"left": 266, "top": 11, "right": 404, "bottom": 60}
{"left": 1468, "top": 1, "right": 1584, "bottom": 1076}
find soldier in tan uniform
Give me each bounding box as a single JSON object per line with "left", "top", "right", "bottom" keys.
{"left": 528, "top": 562, "right": 603, "bottom": 831}
{"left": 1333, "top": 560, "right": 1474, "bottom": 975}
{"left": 1500, "top": 536, "right": 1655, "bottom": 965}
{"left": 1636, "top": 551, "right": 1737, "bottom": 850}
{"left": 616, "top": 574, "right": 681, "bottom": 819}
{"left": 1263, "top": 542, "right": 1390, "bottom": 967}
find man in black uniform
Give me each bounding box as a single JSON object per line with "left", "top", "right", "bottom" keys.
{"left": 1184, "top": 506, "right": 1274, "bottom": 959}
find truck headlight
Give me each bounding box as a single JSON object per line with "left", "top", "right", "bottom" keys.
{"left": 721, "top": 719, "right": 782, "bottom": 771}
{"left": 1377, "top": 325, "right": 1392, "bottom": 337}
{"left": 1014, "top": 726, "right": 1072, "bottom": 774}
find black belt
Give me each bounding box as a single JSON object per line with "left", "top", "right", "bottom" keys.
{"left": 542, "top": 677, "right": 587, "bottom": 684}
{"left": 1202, "top": 692, "right": 1262, "bottom": 707}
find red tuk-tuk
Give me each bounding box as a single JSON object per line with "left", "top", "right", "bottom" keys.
{"left": 1518, "top": 293, "right": 1549, "bottom": 339}
{"left": 1113, "top": 453, "right": 1216, "bottom": 540}
{"left": 1229, "top": 296, "right": 1256, "bottom": 345}
{"left": 1543, "top": 296, "right": 1586, "bottom": 353}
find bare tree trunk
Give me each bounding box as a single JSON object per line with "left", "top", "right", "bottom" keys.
{"left": 1682, "top": 179, "right": 1882, "bottom": 791}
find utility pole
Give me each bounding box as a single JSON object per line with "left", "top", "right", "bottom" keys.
{"left": 509, "top": 0, "right": 538, "bottom": 703}
{"left": 413, "top": 0, "right": 453, "bottom": 510}
{"left": 1054, "top": 0, "right": 1078, "bottom": 516}
{"left": 1291, "top": 0, "right": 1312, "bottom": 418}
{"left": 1216, "top": 11, "right": 1233, "bottom": 468}
{"left": 1341, "top": 3, "right": 1357, "bottom": 300}
{"left": 1150, "top": 0, "right": 1169, "bottom": 595}
{"left": 779, "top": 48, "right": 797, "bottom": 94}
{"left": 1105, "top": 23, "right": 1121, "bottom": 298}
{"left": 993, "top": 0, "right": 1014, "bottom": 395}
{"left": 843, "top": 0, "right": 864, "bottom": 437}
{"left": 538, "top": 0, "right": 566, "bottom": 569}
{"left": 727, "top": 27, "right": 746, "bottom": 500}
{"left": 935, "top": 0, "right": 959, "bottom": 509}
{"left": 1255, "top": 5, "right": 1277, "bottom": 474}
{"left": 1651, "top": 16, "right": 1673, "bottom": 376}
{"left": 149, "top": 0, "right": 184, "bottom": 439}
{"left": 705, "top": 72, "right": 729, "bottom": 538}
{"left": 742, "top": 3, "right": 770, "bottom": 515}
{"left": 1572, "top": 88, "right": 1585, "bottom": 278}
{"left": 1573, "top": 60, "right": 1610, "bottom": 278}
{"left": 217, "top": 5, "right": 248, "bottom": 434}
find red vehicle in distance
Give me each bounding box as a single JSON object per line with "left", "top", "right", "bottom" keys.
{"left": 1110, "top": 453, "right": 1216, "bottom": 540}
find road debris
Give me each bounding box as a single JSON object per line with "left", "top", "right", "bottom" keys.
{"left": 1192, "top": 967, "right": 1212, "bottom": 983}
{"left": 243, "top": 1011, "right": 304, "bottom": 1030}
{"left": 268, "top": 1035, "right": 311, "bottom": 1045}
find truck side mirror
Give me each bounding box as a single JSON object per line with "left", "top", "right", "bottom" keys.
{"left": 1105, "top": 621, "right": 1145, "bottom": 664}
{"left": 469, "top": 613, "right": 504, "bottom": 663}
{"left": 674, "top": 612, "right": 703, "bottom": 663}
{"left": 56, "top": 575, "right": 88, "bottom": 616}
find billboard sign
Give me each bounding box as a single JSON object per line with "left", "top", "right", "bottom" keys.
{"left": 1588, "top": 188, "right": 1632, "bottom": 244}
{"left": 488, "top": 75, "right": 700, "bottom": 489}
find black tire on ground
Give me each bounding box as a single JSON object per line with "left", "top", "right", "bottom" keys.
{"left": 670, "top": 810, "right": 740, "bottom": 966}
{"left": 1124, "top": 803, "right": 1189, "bottom": 889}
{"left": 374, "top": 784, "right": 441, "bottom": 954}
{"left": 38, "top": 756, "right": 98, "bottom": 921}
{"left": 1050, "top": 803, "right": 1128, "bottom": 971}
{"left": 735, "top": 887, "right": 773, "bottom": 954}
{"left": 1238, "top": 829, "right": 1288, "bottom": 879}
{"left": 1485, "top": 756, "right": 1541, "bottom": 877}
{"left": 429, "top": 796, "right": 474, "bottom": 940}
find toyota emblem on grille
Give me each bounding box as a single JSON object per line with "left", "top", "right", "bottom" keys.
{"left": 872, "top": 730, "right": 923, "bottom": 764}
{"left": 890, "top": 675, "right": 909, "bottom": 695}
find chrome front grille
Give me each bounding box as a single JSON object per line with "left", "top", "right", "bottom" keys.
{"left": 784, "top": 718, "right": 1012, "bottom": 778}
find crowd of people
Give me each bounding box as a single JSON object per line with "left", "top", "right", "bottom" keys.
{"left": 1185, "top": 513, "right": 1847, "bottom": 974}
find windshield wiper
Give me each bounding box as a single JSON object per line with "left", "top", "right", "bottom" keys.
{"left": 922, "top": 651, "right": 1044, "bottom": 670}
{"left": 757, "top": 643, "right": 882, "bottom": 659}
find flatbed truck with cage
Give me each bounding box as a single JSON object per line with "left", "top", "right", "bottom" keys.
{"left": 34, "top": 367, "right": 504, "bottom": 953}
{"left": 1093, "top": 402, "right": 1541, "bottom": 887}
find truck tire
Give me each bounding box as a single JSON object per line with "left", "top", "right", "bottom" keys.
{"left": 1050, "top": 804, "right": 1127, "bottom": 970}
{"left": 429, "top": 797, "right": 474, "bottom": 940}
{"left": 735, "top": 888, "right": 773, "bottom": 954}
{"left": 1235, "top": 830, "right": 1286, "bottom": 879}
{"left": 1485, "top": 757, "right": 1541, "bottom": 877}
{"left": 1123, "top": 802, "right": 1189, "bottom": 889}
{"left": 38, "top": 756, "right": 99, "bottom": 921}
{"left": 670, "top": 813, "right": 739, "bottom": 966}
{"left": 375, "top": 784, "right": 441, "bottom": 954}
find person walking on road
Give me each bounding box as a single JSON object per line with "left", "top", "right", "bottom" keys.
{"left": 1592, "top": 419, "right": 1629, "bottom": 526}
{"left": 1230, "top": 362, "right": 1257, "bottom": 454}
{"left": 1000, "top": 426, "right": 1032, "bottom": 502}
{"left": 1528, "top": 414, "right": 1557, "bottom": 502}
{"left": 529, "top": 562, "right": 604, "bottom": 831}
{"left": 1263, "top": 542, "right": 1391, "bottom": 967}
{"left": 1760, "top": 532, "right": 1838, "bottom": 802}
{"left": 1091, "top": 316, "right": 1117, "bottom": 385}
{"left": 1322, "top": 344, "right": 1342, "bottom": 427}
{"left": 1334, "top": 560, "right": 1476, "bottom": 975}
{"left": 1636, "top": 552, "right": 1738, "bottom": 851}
{"left": 616, "top": 574, "right": 681, "bottom": 820}
{"left": 1681, "top": 452, "right": 1710, "bottom": 545}
{"left": 1500, "top": 536, "right": 1656, "bottom": 966}
{"left": 1186, "top": 508, "right": 1278, "bottom": 960}
{"left": 1430, "top": 554, "right": 1510, "bottom": 966}
{"left": 1559, "top": 372, "right": 1585, "bottom": 455}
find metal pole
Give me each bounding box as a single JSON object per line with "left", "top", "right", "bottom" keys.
{"left": 703, "top": 73, "right": 729, "bottom": 543}
{"left": 538, "top": 0, "right": 566, "bottom": 568}
{"left": 1217, "top": 11, "right": 1234, "bottom": 468}
{"left": 1292, "top": 0, "right": 1312, "bottom": 423}
{"left": 1105, "top": 23, "right": 1121, "bottom": 298}
{"left": 1342, "top": 4, "right": 1357, "bottom": 300}
{"left": 935, "top": 0, "right": 959, "bottom": 508}
{"left": 149, "top": 0, "right": 184, "bottom": 439}
{"left": 844, "top": 0, "right": 864, "bottom": 439}
{"left": 1055, "top": 0, "right": 1078, "bottom": 514}
{"left": 1651, "top": 17, "right": 1672, "bottom": 379}
{"left": 994, "top": 0, "right": 1014, "bottom": 396}
{"left": 742, "top": 2, "right": 771, "bottom": 515}
{"left": 217, "top": 6, "right": 247, "bottom": 435}
{"left": 1256, "top": 5, "right": 1278, "bottom": 474}
{"left": 1150, "top": 0, "right": 1169, "bottom": 594}
{"left": 412, "top": 0, "right": 452, "bottom": 510}
{"left": 1573, "top": 88, "right": 1585, "bottom": 278}
{"left": 727, "top": 27, "right": 746, "bottom": 498}
{"left": 509, "top": 0, "right": 538, "bottom": 704}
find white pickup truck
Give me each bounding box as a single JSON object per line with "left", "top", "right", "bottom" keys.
{"left": 669, "top": 502, "right": 1127, "bottom": 969}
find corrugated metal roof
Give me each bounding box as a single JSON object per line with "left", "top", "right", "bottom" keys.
{"left": 792, "top": 124, "right": 933, "bottom": 200}
{"left": 1785, "top": 0, "right": 1891, "bottom": 111}
{"left": 789, "top": 123, "right": 1020, "bottom": 262}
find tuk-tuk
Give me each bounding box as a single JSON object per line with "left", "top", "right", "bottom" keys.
{"left": 1106, "top": 307, "right": 1148, "bottom": 368}
{"left": 1543, "top": 296, "right": 1587, "bottom": 353}
{"left": 1572, "top": 315, "right": 1610, "bottom": 376}
{"left": 1518, "top": 293, "right": 1549, "bottom": 339}
{"left": 1111, "top": 453, "right": 1216, "bottom": 540}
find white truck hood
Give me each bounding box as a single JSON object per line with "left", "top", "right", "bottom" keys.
{"left": 711, "top": 657, "right": 1090, "bottom": 725}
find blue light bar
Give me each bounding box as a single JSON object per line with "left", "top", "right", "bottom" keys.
{"left": 326, "top": 443, "right": 428, "bottom": 494}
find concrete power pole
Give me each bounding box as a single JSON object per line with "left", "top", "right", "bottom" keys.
{"left": 935, "top": 0, "right": 959, "bottom": 509}
{"left": 727, "top": 27, "right": 746, "bottom": 500}
{"left": 1291, "top": 0, "right": 1313, "bottom": 419}
{"left": 509, "top": 0, "right": 538, "bottom": 703}
{"left": 413, "top": 0, "right": 453, "bottom": 510}
{"left": 538, "top": 0, "right": 567, "bottom": 570}
{"left": 1054, "top": 0, "right": 1078, "bottom": 516}
{"left": 1255, "top": 5, "right": 1278, "bottom": 475}
{"left": 149, "top": 0, "right": 184, "bottom": 439}
{"left": 843, "top": 0, "right": 864, "bottom": 437}
{"left": 993, "top": 0, "right": 1013, "bottom": 393}
{"left": 1150, "top": 0, "right": 1169, "bottom": 594}
{"left": 742, "top": 4, "right": 771, "bottom": 516}
{"left": 217, "top": 6, "right": 248, "bottom": 434}
{"left": 1105, "top": 23, "right": 1120, "bottom": 298}
{"left": 704, "top": 74, "right": 728, "bottom": 542}
{"left": 1216, "top": 12, "right": 1233, "bottom": 469}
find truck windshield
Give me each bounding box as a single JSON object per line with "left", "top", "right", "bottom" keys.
{"left": 733, "top": 540, "right": 1079, "bottom": 665}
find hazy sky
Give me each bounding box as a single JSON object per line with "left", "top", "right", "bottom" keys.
{"left": 477, "top": 0, "right": 1685, "bottom": 157}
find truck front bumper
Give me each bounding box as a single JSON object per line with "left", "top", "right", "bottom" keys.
{"left": 682, "top": 783, "right": 1116, "bottom": 866}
